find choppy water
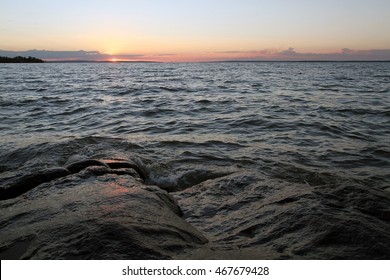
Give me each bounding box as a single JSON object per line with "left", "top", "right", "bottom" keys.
{"left": 1, "top": 62, "right": 390, "bottom": 259}
{"left": 1, "top": 62, "right": 389, "bottom": 188}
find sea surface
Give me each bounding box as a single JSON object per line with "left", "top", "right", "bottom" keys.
{"left": 0, "top": 62, "right": 389, "bottom": 259}
{"left": 1, "top": 62, "right": 389, "bottom": 188}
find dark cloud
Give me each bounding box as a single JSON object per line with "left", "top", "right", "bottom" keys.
{"left": 341, "top": 48, "right": 354, "bottom": 54}
{"left": 279, "top": 47, "right": 297, "bottom": 55}
{"left": 0, "top": 50, "right": 144, "bottom": 61}
{"left": 214, "top": 48, "right": 390, "bottom": 61}
{"left": 276, "top": 48, "right": 390, "bottom": 61}
{"left": 216, "top": 50, "right": 272, "bottom": 55}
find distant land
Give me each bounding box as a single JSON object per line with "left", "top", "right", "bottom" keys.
{"left": 0, "top": 50, "right": 146, "bottom": 62}
{"left": 2, "top": 49, "right": 390, "bottom": 62}
{"left": 0, "top": 56, "right": 44, "bottom": 63}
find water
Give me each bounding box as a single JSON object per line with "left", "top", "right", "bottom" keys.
{"left": 1, "top": 62, "right": 389, "bottom": 188}
{"left": 1, "top": 62, "right": 390, "bottom": 259}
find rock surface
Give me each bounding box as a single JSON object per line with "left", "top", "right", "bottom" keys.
{"left": 65, "top": 159, "right": 110, "bottom": 174}
{"left": 0, "top": 159, "right": 145, "bottom": 201}
{"left": 0, "top": 167, "right": 71, "bottom": 200}
{"left": 174, "top": 172, "right": 390, "bottom": 259}
{"left": 1, "top": 162, "right": 389, "bottom": 259}
{"left": 0, "top": 172, "right": 207, "bottom": 259}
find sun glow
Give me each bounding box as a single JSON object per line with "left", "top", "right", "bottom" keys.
{"left": 110, "top": 58, "right": 118, "bottom": 62}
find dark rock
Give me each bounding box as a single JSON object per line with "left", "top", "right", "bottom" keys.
{"left": 81, "top": 166, "right": 112, "bottom": 176}
{"left": 79, "top": 165, "right": 144, "bottom": 182}
{"left": 42, "top": 167, "right": 71, "bottom": 180}
{"left": 3, "top": 165, "right": 388, "bottom": 260}
{"left": 174, "top": 172, "right": 390, "bottom": 259}
{"left": 0, "top": 174, "right": 207, "bottom": 259}
{"left": 102, "top": 159, "right": 146, "bottom": 181}
{"left": 66, "top": 159, "right": 109, "bottom": 174}
{"left": 0, "top": 167, "right": 70, "bottom": 200}
{"left": 111, "top": 168, "right": 143, "bottom": 181}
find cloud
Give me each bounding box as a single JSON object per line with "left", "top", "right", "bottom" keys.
{"left": 274, "top": 48, "right": 390, "bottom": 61}
{"left": 211, "top": 48, "right": 390, "bottom": 61}
{"left": 215, "top": 50, "right": 273, "bottom": 55}
{"left": 279, "top": 47, "right": 297, "bottom": 55}
{"left": 0, "top": 50, "right": 144, "bottom": 61}
{"left": 2, "top": 48, "right": 390, "bottom": 62}
{"left": 341, "top": 48, "right": 354, "bottom": 54}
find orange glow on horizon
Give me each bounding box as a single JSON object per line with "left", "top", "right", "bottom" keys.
{"left": 9, "top": 47, "right": 390, "bottom": 63}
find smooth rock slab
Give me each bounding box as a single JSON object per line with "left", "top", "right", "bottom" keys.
{"left": 174, "top": 172, "right": 390, "bottom": 259}
{"left": 0, "top": 174, "right": 207, "bottom": 259}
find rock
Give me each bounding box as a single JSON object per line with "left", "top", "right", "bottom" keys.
{"left": 102, "top": 159, "right": 146, "bottom": 181}
{"left": 2, "top": 165, "right": 388, "bottom": 260}
{"left": 42, "top": 167, "right": 71, "bottom": 180}
{"left": 111, "top": 168, "right": 143, "bottom": 181}
{"left": 174, "top": 172, "right": 390, "bottom": 259}
{"left": 64, "top": 155, "right": 88, "bottom": 166}
{"left": 79, "top": 165, "right": 144, "bottom": 182}
{"left": 0, "top": 174, "right": 207, "bottom": 259}
{"left": 66, "top": 159, "right": 109, "bottom": 174}
{"left": 81, "top": 166, "right": 112, "bottom": 176}
{"left": 0, "top": 167, "right": 70, "bottom": 200}
{"left": 0, "top": 158, "right": 146, "bottom": 201}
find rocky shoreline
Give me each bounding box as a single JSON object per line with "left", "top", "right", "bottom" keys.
{"left": 0, "top": 158, "right": 206, "bottom": 259}
{"left": 1, "top": 157, "right": 389, "bottom": 259}
{"left": 0, "top": 159, "right": 145, "bottom": 200}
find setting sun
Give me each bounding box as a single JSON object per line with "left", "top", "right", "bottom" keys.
{"left": 110, "top": 58, "right": 118, "bottom": 62}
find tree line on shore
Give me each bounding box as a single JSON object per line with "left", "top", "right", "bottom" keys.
{"left": 0, "top": 56, "right": 44, "bottom": 63}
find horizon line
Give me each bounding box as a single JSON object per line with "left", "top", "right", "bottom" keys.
{"left": 2, "top": 48, "right": 390, "bottom": 63}
{"left": 42, "top": 60, "right": 390, "bottom": 63}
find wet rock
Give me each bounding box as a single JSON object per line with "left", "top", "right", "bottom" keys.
{"left": 0, "top": 174, "right": 207, "bottom": 259}
{"left": 111, "top": 168, "right": 143, "bottom": 182}
{"left": 102, "top": 159, "right": 146, "bottom": 181}
{"left": 42, "top": 167, "right": 71, "bottom": 179}
{"left": 81, "top": 166, "right": 112, "bottom": 176}
{"left": 174, "top": 172, "right": 390, "bottom": 259}
{"left": 0, "top": 167, "right": 70, "bottom": 200}
{"left": 2, "top": 164, "right": 388, "bottom": 260}
{"left": 150, "top": 168, "right": 235, "bottom": 193}
{"left": 79, "top": 164, "right": 144, "bottom": 182}
{"left": 66, "top": 159, "right": 109, "bottom": 174}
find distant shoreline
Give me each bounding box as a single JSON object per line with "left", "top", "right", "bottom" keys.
{"left": 2, "top": 58, "right": 389, "bottom": 64}
{"left": 0, "top": 56, "right": 44, "bottom": 63}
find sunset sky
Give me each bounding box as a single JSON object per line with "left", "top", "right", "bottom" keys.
{"left": 1, "top": 0, "right": 390, "bottom": 61}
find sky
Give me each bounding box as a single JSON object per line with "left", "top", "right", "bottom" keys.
{"left": 1, "top": 0, "right": 390, "bottom": 62}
